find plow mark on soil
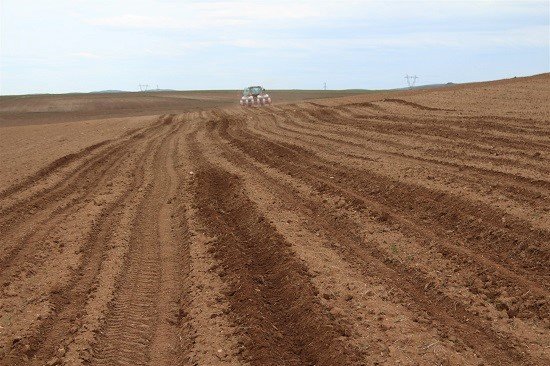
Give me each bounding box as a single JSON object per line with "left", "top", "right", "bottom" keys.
{"left": 190, "top": 147, "right": 361, "bottom": 366}
{"left": 92, "top": 120, "right": 192, "bottom": 366}
{"left": 1, "top": 76, "right": 548, "bottom": 366}
{"left": 209, "top": 109, "right": 548, "bottom": 365}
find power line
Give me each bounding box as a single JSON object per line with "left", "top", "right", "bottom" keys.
{"left": 138, "top": 84, "right": 149, "bottom": 92}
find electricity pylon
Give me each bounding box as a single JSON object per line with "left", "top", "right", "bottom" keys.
{"left": 404, "top": 75, "right": 418, "bottom": 89}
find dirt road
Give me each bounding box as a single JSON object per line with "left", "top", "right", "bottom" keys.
{"left": 0, "top": 74, "right": 548, "bottom": 365}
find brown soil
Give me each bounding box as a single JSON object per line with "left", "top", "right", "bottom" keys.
{"left": 0, "top": 90, "right": 362, "bottom": 127}
{"left": 0, "top": 74, "right": 548, "bottom": 366}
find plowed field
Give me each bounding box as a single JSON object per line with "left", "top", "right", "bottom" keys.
{"left": 1, "top": 74, "right": 549, "bottom": 366}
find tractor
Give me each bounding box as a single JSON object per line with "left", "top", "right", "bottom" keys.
{"left": 240, "top": 86, "right": 272, "bottom": 107}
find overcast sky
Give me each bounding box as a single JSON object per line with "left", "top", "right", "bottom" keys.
{"left": 0, "top": 0, "right": 548, "bottom": 95}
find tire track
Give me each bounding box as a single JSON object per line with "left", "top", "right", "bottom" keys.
{"left": 211, "top": 111, "right": 545, "bottom": 365}
{"left": 235, "top": 122, "right": 550, "bottom": 323}
{"left": 0, "top": 116, "right": 166, "bottom": 226}
{"left": 382, "top": 98, "right": 456, "bottom": 111}
{"left": 0, "top": 145, "right": 130, "bottom": 282}
{"left": 229, "top": 111, "right": 550, "bottom": 284}
{"left": 2, "top": 75, "right": 548, "bottom": 366}
{"left": 188, "top": 128, "right": 361, "bottom": 366}
{"left": 91, "top": 119, "right": 192, "bottom": 366}
{"left": 149, "top": 122, "right": 193, "bottom": 366}
{"left": 252, "top": 107, "right": 550, "bottom": 227}
{"left": 0, "top": 140, "right": 110, "bottom": 200}
{"left": 175, "top": 112, "right": 247, "bottom": 366}
{"left": 291, "top": 105, "right": 550, "bottom": 174}
{"left": 0, "top": 116, "right": 171, "bottom": 269}
{"left": 198, "top": 113, "right": 486, "bottom": 365}
{"left": 2, "top": 118, "right": 178, "bottom": 366}
{"left": 271, "top": 105, "right": 550, "bottom": 193}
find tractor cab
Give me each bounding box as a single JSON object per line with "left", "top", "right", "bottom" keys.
{"left": 243, "top": 86, "right": 264, "bottom": 97}
{"left": 240, "top": 85, "right": 271, "bottom": 106}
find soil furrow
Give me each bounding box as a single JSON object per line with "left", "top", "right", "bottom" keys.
{"left": 1, "top": 74, "right": 548, "bottom": 366}
{"left": 237, "top": 110, "right": 550, "bottom": 275}
{"left": 263, "top": 110, "right": 550, "bottom": 213}
{"left": 286, "top": 105, "right": 550, "bottom": 176}
{"left": 200, "top": 114, "right": 487, "bottom": 365}
{"left": 229, "top": 125, "right": 550, "bottom": 324}
{"left": 2, "top": 120, "right": 177, "bottom": 366}
{"left": 0, "top": 146, "right": 132, "bottom": 281}
{"left": 296, "top": 104, "right": 550, "bottom": 172}
{"left": 0, "top": 140, "right": 110, "bottom": 200}
{"left": 225, "top": 113, "right": 550, "bottom": 278}
{"left": 0, "top": 116, "right": 172, "bottom": 267}
{"left": 211, "top": 112, "right": 544, "bottom": 365}
{"left": 188, "top": 131, "right": 361, "bottom": 366}
{"left": 91, "top": 119, "right": 192, "bottom": 366}
{"left": 271, "top": 106, "right": 550, "bottom": 192}
{"left": 176, "top": 113, "right": 247, "bottom": 365}
{"left": 329, "top": 104, "right": 550, "bottom": 148}
{"left": 249, "top": 109, "right": 550, "bottom": 235}
{"left": 0, "top": 115, "right": 168, "bottom": 220}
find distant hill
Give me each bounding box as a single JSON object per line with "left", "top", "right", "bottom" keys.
{"left": 84, "top": 83, "right": 454, "bottom": 95}
{"left": 91, "top": 89, "right": 180, "bottom": 94}
{"left": 91, "top": 90, "right": 128, "bottom": 94}
{"left": 395, "top": 82, "right": 455, "bottom": 91}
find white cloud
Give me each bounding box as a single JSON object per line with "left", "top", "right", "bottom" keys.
{"left": 86, "top": 0, "right": 548, "bottom": 31}
{"left": 89, "top": 14, "right": 179, "bottom": 29}
{"left": 84, "top": 0, "right": 549, "bottom": 56}
{"left": 71, "top": 52, "right": 102, "bottom": 59}
{"left": 87, "top": 2, "right": 333, "bottom": 30}
{"left": 224, "top": 25, "right": 549, "bottom": 50}
{"left": 1, "top": 0, "right": 548, "bottom": 94}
